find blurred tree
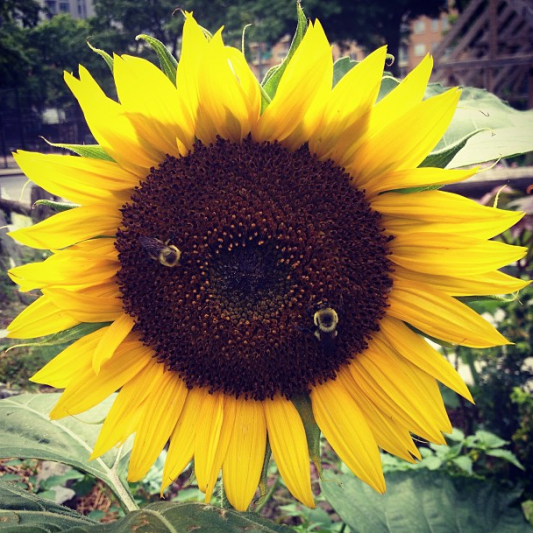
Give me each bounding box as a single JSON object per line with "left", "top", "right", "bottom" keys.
{"left": 0, "top": 0, "right": 41, "bottom": 27}
{"left": 239, "top": 0, "right": 447, "bottom": 75}
{"left": 90, "top": 0, "right": 447, "bottom": 75}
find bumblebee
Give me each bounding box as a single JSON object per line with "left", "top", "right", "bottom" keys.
{"left": 312, "top": 302, "right": 339, "bottom": 342}
{"left": 139, "top": 236, "right": 181, "bottom": 267}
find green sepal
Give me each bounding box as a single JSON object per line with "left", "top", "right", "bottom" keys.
{"left": 292, "top": 395, "right": 322, "bottom": 475}
{"left": 332, "top": 56, "right": 358, "bottom": 87}
{"left": 385, "top": 53, "right": 395, "bottom": 67}
{"left": 136, "top": 34, "right": 178, "bottom": 85}
{"left": 388, "top": 184, "right": 442, "bottom": 195}
{"left": 256, "top": 440, "right": 273, "bottom": 506}
{"left": 3, "top": 322, "right": 111, "bottom": 355}
{"left": 87, "top": 41, "right": 114, "bottom": 73}
{"left": 407, "top": 324, "right": 457, "bottom": 350}
{"left": 261, "top": 1, "right": 307, "bottom": 112}
{"left": 33, "top": 199, "right": 80, "bottom": 212}
{"left": 377, "top": 75, "right": 400, "bottom": 102}
{"left": 42, "top": 138, "right": 114, "bottom": 161}
{"left": 419, "top": 130, "right": 481, "bottom": 169}
{"left": 457, "top": 294, "right": 520, "bottom": 304}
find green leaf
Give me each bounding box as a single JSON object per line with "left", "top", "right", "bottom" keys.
{"left": 419, "top": 130, "right": 479, "bottom": 169}
{"left": 136, "top": 34, "right": 178, "bottom": 85}
{"left": 486, "top": 449, "right": 525, "bottom": 471}
{"left": 87, "top": 41, "right": 114, "bottom": 73}
{"left": 42, "top": 140, "right": 114, "bottom": 161}
{"left": 321, "top": 470, "right": 533, "bottom": 533}
{"left": 332, "top": 56, "right": 357, "bottom": 87}
{"left": 472, "top": 430, "right": 508, "bottom": 449}
{"left": 458, "top": 294, "right": 518, "bottom": 305}
{"left": 0, "top": 394, "right": 136, "bottom": 512}
{"left": 33, "top": 200, "right": 80, "bottom": 212}
{"left": 429, "top": 85, "right": 533, "bottom": 168}
{"left": 452, "top": 455, "right": 474, "bottom": 475}
{"left": 261, "top": 1, "right": 307, "bottom": 110}
{"left": 0, "top": 491, "right": 294, "bottom": 533}
{"left": 4, "top": 322, "right": 110, "bottom": 354}
{"left": 0, "top": 479, "right": 97, "bottom": 530}
{"left": 377, "top": 75, "right": 400, "bottom": 102}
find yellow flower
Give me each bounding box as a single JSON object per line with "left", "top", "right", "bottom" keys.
{"left": 7, "top": 15, "right": 528, "bottom": 511}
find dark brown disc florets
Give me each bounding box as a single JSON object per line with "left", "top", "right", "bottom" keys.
{"left": 116, "top": 137, "right": 393, "bottom": 400}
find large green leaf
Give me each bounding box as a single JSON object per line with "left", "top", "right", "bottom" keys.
{"left": 428, "top": 85, "right": 533, "bottom": 168}
{"left": 321, "top": 470, "right": 533, "bottom": 533}
{"left": 0, "top": 490, "right": 293, "bottom": 533}
{"left": 0, "top": 479, "right": 96, "bottom": 531}
{"left": 0, "top": 394, "right": 135, "bottom": 511}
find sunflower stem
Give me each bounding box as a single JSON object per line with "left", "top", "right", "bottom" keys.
{"left": 219, "top": 480, "right": 233, "bottom": 510}
{"left": 254, "top": 476, "right": 280, "bottom": 513}
{"left": 108, "top": 447, "right": 139, "bottom": 512}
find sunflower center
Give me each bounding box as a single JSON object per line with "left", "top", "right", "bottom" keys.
{"left": 116, "top": 137, "right": 393, "bottom": 400}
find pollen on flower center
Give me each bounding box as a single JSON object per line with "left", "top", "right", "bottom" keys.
{"left": 115, "top": 137, "right": 393, "bottom": 400}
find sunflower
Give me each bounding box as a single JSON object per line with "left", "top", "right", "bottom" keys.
{"left": 7, "top": 14, "right": 528, "bottom": 511}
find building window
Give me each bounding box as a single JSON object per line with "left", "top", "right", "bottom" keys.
{"left": 413, "top": 19, "right": 426, "bottom": 34}
{"left": 59, "top": 1, "right": 70, "bottom": 12}
{"left": 45, "top": 0, "right": 57, "bottom": 14}
{"left": 78, "top": 2, "right": 86, "bottom": 17}
{"left": 431, "top": 18, "right": 439, "bottom": 32}
{"left": 441, "top": 17, "right": 450, "bottom": 31}
{"left": 414, "top": 43, "right": 426, "bottom": 57}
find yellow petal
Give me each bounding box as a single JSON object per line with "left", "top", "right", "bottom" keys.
{"left": 9, "top": 239, "right": 118, "bottom": 292}
{"left": 310, "top": 47, "right": 387, "bottom": 164}
{"left": 10, "top": 258, "right": 118, "bottom": 293}
{"left": 338, "top": 368, "right": 421, "bottom": 462}
{"left": 92, "top": 314, "right": 135, "bottom": 373}
{"left": 50, "top": 338, "right": 152, "bottom": 419}
{"left": 389, "top": 232, "right": 527, "bottom": 277}
{"left": 350, "top": 88, "right": 460, "bottom": 186}
{"left": 91, "top": 358, "right": 164, "bottom": 459}
{"left": 194, "top": 391, "right": 224, "bottom": 495}
{"left": 64, "top": 67, "right": 161, "bottom": 175}
{"left": 175, "top": 13, "right": 209, "bottom": 129}
{"left": 254, "top": 20, "right": 333, "bottom": 143}
{"left": 347, "top": 355, "right": 446, "bottom": 443}
{"left": 161, "top": 387, "right": 209, "bottom": 493}
{"left": 392, "top": 265, "right": 530, "bottom": 297}
{"left": 13, "top": 151, "right": 138, "bottom": 206}
{"left": 196, "top": 35, "right": 260, "bottom": 143}
{"left": 264, "top": 397, "right": 314, "bottom": 508}
{"left": 202, "top": 395, "right": 238, "bottom": 502}
{"left": 388, "top": 278, "right": 510, "bottom": 347}
{"left": 114, "top": 54, "right": 194, "bottom": 155}
{"left": 8, "top": 205, "right": 120, "bottom": 250}
{"left": 42, "top": 285, "right": 123, "bottom": 323}
{"left": 223, "top": 398, "right": 266, "bottom": 511}
{"left": 128, "top": 370, "right": 188, "bottom": 482}
{"left": 371, "top": 54, "right": 433, "bottom": 129}
{"left": 372, "top": 190, "right": 524, "bottom": 239}
{"left": 30, "top": 327, "right": 106, "bottom": 388}
{"left": 310, "top": 378, "right": 385, "bottom": 493}
{"left": 7, "top": 295, "right": 79, "bottom": 339}
{"left": 364, "top": 167, "right": 476, "bottom": 198}
{"left": 355, "top": 345, "right": 452, "bottom": 433}
{"left": 378, "top": 316, "right": 473, "bottom": 401}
